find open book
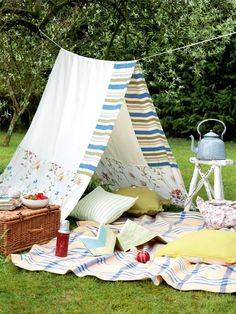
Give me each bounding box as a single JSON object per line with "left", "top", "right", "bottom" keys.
{"left": 80, "top": 219, "right": 167, "bottom": 256}
{"left": 116, "top": 219, "right": 167, "bottom": 251}
{"left": 79, "top": 224, "right": 116, "bottom": 256}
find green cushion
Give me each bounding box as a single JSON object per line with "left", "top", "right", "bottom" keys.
{"left": 113, "top": 186, "right": 168, "bottom": 217}
{"left": 70, "top": 186, "right": 138, "bottom": 224}
{"left": 155, "top": 230, "right": 236, "bottom": 265}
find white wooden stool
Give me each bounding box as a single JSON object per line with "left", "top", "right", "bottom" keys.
{"left": 184, "top": 157, "right": 234, "bottom": 211}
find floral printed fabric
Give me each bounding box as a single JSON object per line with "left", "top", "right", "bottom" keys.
{"left": 96, "top": 157, "right": 186, "bottom": 206}
{"left": 196, "top": 196, "right": 236, "bottom": 229}
{"left": 0, "top": 146, "right": 83, "bottom": 205}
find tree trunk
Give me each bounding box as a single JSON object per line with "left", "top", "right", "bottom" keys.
{"left": 2, "top": 111, "right": 19, "bottom": 146}
{"left": 104, "top": 19, "right": 124, "bottom": 59}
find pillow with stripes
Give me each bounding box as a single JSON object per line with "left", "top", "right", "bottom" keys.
{"left": 70, "top": 186, "right": 138, "bottom": 224}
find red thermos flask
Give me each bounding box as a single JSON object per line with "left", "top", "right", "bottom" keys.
{"left": 55, "top": 220, "right": 70, "bottom": 257}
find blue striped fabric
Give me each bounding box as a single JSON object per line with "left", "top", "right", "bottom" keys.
{"left": 125, "top": 92, "right": 150, "bottom": 99}
{"left": 134, "top": 129, "right": 164, "bottom": 135}
{"left": 108, "top": 84, "right": 129, "bottom": 89}
{"left": 79, "top": 164, "right": 97, "bottom": 171}
{"left": 141, "top": 146, "right": 171, "bottom": 152}
{"left": 148, "top": 162, "right": 179, "bottom": 168}
{"left": 77, "top": 59, "right": 185, "bottom": 204}
{"left": 78, "top": 61, "right": 136, "bottom": 177}
{"left": 102, "top": 104, "right": 122, "bottom": 110}
{"left": 125, "top": 63, "right": 179, "bottom": 169}
{"left": 114, "top": 62, "right": 136, "bottom": 69}
{"left": 88, "top": 144, "right": 106, "bottom": 151}
{"left": 95, "top": 124, "right": 113, "bottom": 131}
{"left": 131, "top": 73, "right": 144, "bottom": 79}
{"left": 129, "top": 111, "right": 157, "bottom": 118}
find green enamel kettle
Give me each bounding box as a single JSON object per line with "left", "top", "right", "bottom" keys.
{"left": 190, "top": 119, "right": 226, "bottom": 160}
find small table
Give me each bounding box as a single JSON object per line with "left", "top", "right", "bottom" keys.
{"left": 184, "top": 157, "right": 234, "bottom": 211}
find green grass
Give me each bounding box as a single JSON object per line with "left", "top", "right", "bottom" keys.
{"left": 0, "top": 133, "right": 236, "bottom": 314}
{"left": 0, "top": 132, "right": 25, "bottom": 174}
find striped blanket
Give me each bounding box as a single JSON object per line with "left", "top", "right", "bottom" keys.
{"left": 11, "top": 212, "right": 236, "bottom": 293}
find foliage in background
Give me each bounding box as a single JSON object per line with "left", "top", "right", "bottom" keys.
{"left": 0, "top": 0, "right": 236, "bottom": 144}
{"left": 0, "top": 30, "right": 54, "bottom": 145}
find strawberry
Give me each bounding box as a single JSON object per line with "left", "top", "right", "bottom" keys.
{"left": 41, "top": 194, "right": 48, "bottom": 200}
{"left": 24, "top": 193, "right": 48, "bottom": 200}
{"left": 36, "top": 193, "right": 48, "bottom": 200}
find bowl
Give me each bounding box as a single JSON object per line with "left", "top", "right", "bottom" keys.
{"left": 20, "top": 197, "right": 49, "bottom": 209}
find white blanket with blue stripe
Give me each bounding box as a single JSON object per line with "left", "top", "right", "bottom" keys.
{"left": 11, "top": 212, "right": 236, "bottom": 293}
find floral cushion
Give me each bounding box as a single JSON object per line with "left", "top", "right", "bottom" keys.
{"left": 196, "top": 196, "right": 236, "bottom": 229}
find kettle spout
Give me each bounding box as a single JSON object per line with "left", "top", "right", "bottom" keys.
{"left": 190, "top": 135, "right": 198, "bottom": 154}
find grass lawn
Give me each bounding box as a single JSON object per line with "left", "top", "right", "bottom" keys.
{"left": 0, "top": 132, "right": 235, "bottom": 314}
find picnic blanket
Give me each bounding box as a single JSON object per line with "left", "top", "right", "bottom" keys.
{"left": 11, "top": 212, "right": 236, "bottom": 293}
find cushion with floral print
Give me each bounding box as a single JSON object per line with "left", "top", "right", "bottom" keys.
{"left": 196, "top": 196, "right": 236, "bottom": 229}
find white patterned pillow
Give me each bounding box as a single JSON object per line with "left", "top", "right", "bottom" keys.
{"left": 70, "top": 186, "right": 138, "bottom": 224}
{"left": 196, "top": 196, "right": 236, "bottom": 229}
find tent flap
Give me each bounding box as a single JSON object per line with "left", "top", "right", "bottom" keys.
{"left": 0, "top": 49, "right": 186, "bottom": 221}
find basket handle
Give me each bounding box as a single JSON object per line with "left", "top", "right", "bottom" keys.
{"left": 28, "top": 227, "right": 43, "bottom": 233}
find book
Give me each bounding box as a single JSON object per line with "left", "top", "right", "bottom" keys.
{"left": 116, "top": 219, "right": 167, "bottom": 251}
{"left": 80, "top": 224, "right": 116, "bottom": 256}
{"left": 0, "top": 197, "right": 21, "bottom": 211}
{"left": 80, "top": 219, "right": 167, "bottom": 256}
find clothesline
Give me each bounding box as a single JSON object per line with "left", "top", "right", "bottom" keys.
{"left": 137, "top": 31, "right": 236, "bottom": 61}
{"left": 39, "top": 29, "right": 62, "bottom": 49}
{"left": 39, "top": 28, "right": 236, "bottom": 61}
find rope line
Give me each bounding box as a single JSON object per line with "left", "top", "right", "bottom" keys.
{"left": 39, "top": 29, "right": 62, "bottom": 49}
{"left": 137, "top": 31, "right": 236, "bottom": 61}
{"left": 38, "top": 28, "right": 236, "bottom": 61}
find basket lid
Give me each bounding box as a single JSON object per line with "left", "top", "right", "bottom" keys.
{"left": 0, "top": 205, "right": 60, "bottom": 222}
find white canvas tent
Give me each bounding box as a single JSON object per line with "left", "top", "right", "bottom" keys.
{"left": 0, "top": 48, "right": 186, "bottom": 220}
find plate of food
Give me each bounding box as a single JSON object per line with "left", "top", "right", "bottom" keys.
{"left": 21, "top": 193, "right": 49, "bottom": 209}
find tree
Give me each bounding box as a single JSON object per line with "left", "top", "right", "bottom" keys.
{"left": 0, "top": 30, "right": 53, "bottom": 145}
{"left": 0, "top": 0, "right": 236, "bottom": 143}
{"left": 0, "top": 0, "right": 88, "bottom": 145}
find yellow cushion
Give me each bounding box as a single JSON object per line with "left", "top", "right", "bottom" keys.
{"left": 155, "top": 230, "right": 236, "bottom": 265}
{"left": 113, "top": 186, "right": 168, "bottom": 217}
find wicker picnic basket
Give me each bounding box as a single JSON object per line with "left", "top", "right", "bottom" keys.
{"left": 0, "top": 205, "right": 60, "bottom": 255}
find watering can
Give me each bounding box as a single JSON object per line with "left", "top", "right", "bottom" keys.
{"left": 190, "top": 119, "right": 226, "bottom": 160}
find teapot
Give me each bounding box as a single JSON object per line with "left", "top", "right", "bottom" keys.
{"left": 190, "top": 119, "right": 226, "bottom": 160}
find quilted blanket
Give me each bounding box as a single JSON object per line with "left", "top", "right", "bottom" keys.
{"left": 11, "top": 212, "right": 236, "bottom": 293}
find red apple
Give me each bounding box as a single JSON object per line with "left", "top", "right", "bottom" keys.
{"left": 136, "top": 251, "right": 150, "bottom": 263}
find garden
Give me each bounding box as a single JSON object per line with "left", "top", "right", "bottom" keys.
{"left": 0, "top": 1, "right": 236, "bottom": 313}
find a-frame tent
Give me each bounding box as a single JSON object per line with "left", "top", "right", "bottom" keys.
{"left": 0, "top": 48, "right": 186, "bottom": 220}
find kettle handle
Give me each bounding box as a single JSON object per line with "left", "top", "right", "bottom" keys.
{"left": 197, "top": 119, "right": 226, "bottom": 140}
